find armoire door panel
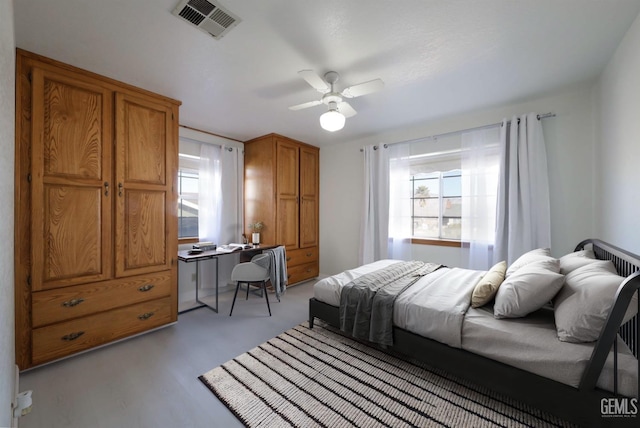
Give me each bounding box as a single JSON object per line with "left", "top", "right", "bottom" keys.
{"left": 277, "top": 197, "right": 299, "bottom": 249}
{"left": 300, "top": 196, "right": 318, "bottom": 248}
{"left": 116, "top": 190, "right": 168, "bottom": 276}
{"left": 38, "top": 184, "right": 108, "bottom": 289}
{"left": 116, "top": 94, "right": 170, "bottom": 185}
{"left": 300, "top": 147, "right": 318, "bottom": 198}
{"left": 276, "top": 140, "right": 299, "bottom": 198}
{"left": 30, "top": 67, "right": 112, "bottom": 291}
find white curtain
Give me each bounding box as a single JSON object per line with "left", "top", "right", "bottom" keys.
{"left": 461, "top": 127, "right": 500, "bottom": 269}
{"left": 198, "top": 143, "right": 222, "bottom": 243}
{"left": 494, "top": 113, "right": 551, "bottom": 265}
{"left": 359, "top": 145, "right": 390, "bottom": 264}
{"left": 387, "top": 143, "right": 413, "bottom": 260}
{"left": 219, "top": 146, "right": 244, "bottom": 244}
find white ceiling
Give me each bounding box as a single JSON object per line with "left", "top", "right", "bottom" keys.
{"left": 13, "top": 0, "right": 640, "bottom": 147}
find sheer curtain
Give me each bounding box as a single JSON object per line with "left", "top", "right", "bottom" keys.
{"left": 494, "top": 113, "right": 551, "bottom": 265}
{"left": 359, "top": 145, "right": 390, "bottom": 264}
{"left": 461, "top": 126, "right": 500, "bottom": 269}
{"left": 198, "top": 143, "right": 222, "bottom": 244}
{"left": 219, "top": 146, "right": 244, "bottom": 244}
{"left": 387, "top": 143, "right": 413, "bottom": 260}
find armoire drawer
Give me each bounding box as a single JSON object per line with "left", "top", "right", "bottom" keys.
{"left": 32, "top": 297, "right": 173, "bottom": 365}
{"left": 286, "top": 246, "right": 319, "bottom": 267}
{"left": 287, "top": 261, "right": 319, "bottom": 285}
{"left": 32, "top": 271, "right": 172, "bottom": 328}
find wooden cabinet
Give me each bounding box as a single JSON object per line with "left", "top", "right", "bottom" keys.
{"left": 244, "top": 134, "right": 319, "bottom": 285}
{"left": 15, "top": 49, "right": 180, "bottom": 369}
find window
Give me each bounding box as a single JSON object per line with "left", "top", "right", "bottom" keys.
{"left": 178, "top": 164, "right": 199, "bottom": 239}
{"left": 389, "top": 126, "right": 500, "bottom": 247}
{"left": 411, "top": 170, "right": 462, "bottom": 240}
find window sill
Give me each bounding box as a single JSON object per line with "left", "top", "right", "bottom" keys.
{"left": 410, "top": 238, "right": 461, "bottom": 248}
{"left": 179, "top": 237, "right": 199, "bottom": 245}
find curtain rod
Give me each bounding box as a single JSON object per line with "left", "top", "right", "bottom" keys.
{"left": 360, "top": 112, "right": 556, "bottom": 151}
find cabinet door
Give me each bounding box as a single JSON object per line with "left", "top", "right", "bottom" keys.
{"left": 276, "top": 139, "right": 299, "bottom": 249}
{"left": 30, "top": 68, "right": 113, "bottom": 291}
{"left": 114, "top": 93, "right": 176, "bottom": 277}
{"left": 299, "top": 146, "right": 319, "bottom": 248}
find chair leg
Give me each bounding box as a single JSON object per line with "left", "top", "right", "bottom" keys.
{"left": 230, "top": 281, "right": 242, "bottom": 316}
{"left": 262, "top": 281, "right": 271, "bottom": 316}
{"left": 246, "top": 282, "right": 250, "bottom": 300}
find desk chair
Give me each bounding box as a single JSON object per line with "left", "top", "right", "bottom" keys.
{"left": 229, "top": 253, "right": 271, "bottom": 316}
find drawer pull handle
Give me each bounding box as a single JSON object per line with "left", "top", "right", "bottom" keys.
{"left": 62, "top": 331, "right": 85, "bottom": 341}
{"left": 138, "top": 284, "right": 155, "bottom": 292}
{"left": 138, "top": 312, "right": 155, "bottom": 320}
{"left": 286, "top": 257, "right": 292, "bottom": 261}
{"left": 62, "top": 298, "right": 85, "bottom": 307}
{"left": 306, "top": 269, "right": 312, "bottom": 273}
{"left": 306, "top": 252, "right": 312, "bottom": 257}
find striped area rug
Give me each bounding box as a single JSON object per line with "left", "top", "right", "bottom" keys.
{"left": 199, "top": 322, "right": 574, "bottom": 427}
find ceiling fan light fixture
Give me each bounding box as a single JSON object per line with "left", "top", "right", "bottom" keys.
{"left": 320, "top": 102, "right": 345, "bottom": 132}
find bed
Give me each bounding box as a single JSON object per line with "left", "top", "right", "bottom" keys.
{"left": 309, "top": 239, "right": 640, "bottom": 427}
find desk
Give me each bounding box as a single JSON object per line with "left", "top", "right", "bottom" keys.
{"left": 177, "top": 245, "right": 279, "bottom": 313}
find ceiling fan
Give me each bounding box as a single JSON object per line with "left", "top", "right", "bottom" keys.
{"left": 289, "top": 70, "right": 384, "bottom": 132}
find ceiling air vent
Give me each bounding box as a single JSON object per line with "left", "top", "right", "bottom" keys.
{"left": 172, "top": 0, "right": 241, "bottom": 40}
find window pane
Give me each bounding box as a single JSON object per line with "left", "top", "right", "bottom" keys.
{"left": 442, "top": 218, "right": 462, "bottom": 240}
{"left": 181, "top": 175, "right": 199, "bottom": 194}
{"left": 413, "top": 217, "right": 439, "bottom": 238}
{"left": 413, "top": 198, "right": 439, "bottom": 217}
{"left": 413, "top": 178, "right": 439, "bottom": 197}
{"left": 442, "top": 197, "right": 461, "bottom": 217}
{"left": 178, "top": 198, "right": 199, "bottom": 238}
{"left": 442, "top": 175, "right": 461, "bottom": 197}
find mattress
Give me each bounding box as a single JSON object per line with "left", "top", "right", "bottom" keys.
{"left": 313, "top": 260, "right": 639, "bottom": 396}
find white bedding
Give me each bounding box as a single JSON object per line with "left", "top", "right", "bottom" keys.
{"left": 313, "top": 259, "right": 639, "bottom": 396}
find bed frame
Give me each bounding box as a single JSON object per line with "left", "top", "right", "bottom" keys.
{"left": 309, "top": 239, "right": 640, "bottom": 427}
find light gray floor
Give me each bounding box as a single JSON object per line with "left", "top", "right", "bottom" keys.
{"left": 18, "top": 281, "right": 315, "bottom": 428}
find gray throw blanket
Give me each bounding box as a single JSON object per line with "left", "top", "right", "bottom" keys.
{"left": 264, "top": 246, "right": 287, "bottom": 300}
{"left": 339, "top": 261, "right": 442, "bottom": 346}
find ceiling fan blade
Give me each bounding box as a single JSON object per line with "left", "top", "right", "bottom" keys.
{"left": 341, "top": 78, "right": 384, "bottom": 98}
{"left": 288, "top": 100, "right": 323, "bottom": 111}
{"left": 338, "top": 101, "right": 357, "bottom": 118}
{"left": 298, "top": 70, "right": 329, "bottom": 93}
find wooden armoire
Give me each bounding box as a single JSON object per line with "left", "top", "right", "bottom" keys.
{"left": 15, "top": 50, "right": 180, "bottom": 369}
{"left": 243, "top": 134, "right": 319, "bottom": 285}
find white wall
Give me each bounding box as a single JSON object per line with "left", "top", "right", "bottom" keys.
{"left": 0, "top": 1, "right": 16, "bottom": 426}
{"left": 594, "top": 12, "right": 640, "bottom": 254}
{"left": 320, "top": 84, "right": 597, "bottom": 276}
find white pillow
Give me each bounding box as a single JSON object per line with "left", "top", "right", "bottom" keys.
{"left": 554, "top": 260, "right": 638, "bottom": 343}
{"left": 506, "top": 248, "right": 558, "bottom": 277}
{"left": 559, "top": 249, "right": 596, "bottom": 274}
{"left": 494, "top": 261, "right": 565, "bottom": 319}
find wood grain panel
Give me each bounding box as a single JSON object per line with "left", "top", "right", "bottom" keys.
{"left": 32, "top": 297, "right": 173, "bottom": 365}
{"left": 43, "top": 78, "right": 103, "bottom": 179}
{"left": 277, "top": 197, "right": 298, "bottom": 250}
{"left": 42, "top": 185, "right": 103, "bottom": 285}
{"left": 120, "top": 97, "right": 168, "bottom": 185}
{"left": 300, "top": 146, "right": 318, "bottom": 198}
{"left": 276, "top": 139, "right": 298, "bottom": 198}
{"left": 122, "top": 190, "right": 167, "bottom": 271}
{"left": 32, "top": 271, "right": 172, "bottom": 327}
